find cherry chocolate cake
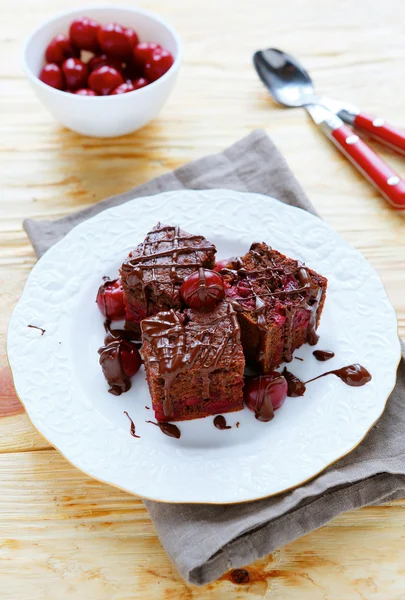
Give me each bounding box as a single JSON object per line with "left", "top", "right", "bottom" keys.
{"left": 120, "top": 223, "right": 216, "bottom": 330}
{"left": 221, "top": 242, "right": 327, "bottom": 372}
{"left": 97, "top": 224, "right": 333, "bottom": 428}
{"left": 140, "top": 301, "right": 245, "bottom": 422}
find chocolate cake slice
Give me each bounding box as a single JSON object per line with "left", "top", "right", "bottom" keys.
{"left": 140, "top": 301, "right": 245, "bottom": 422}
{"left": 222, "top": 243, "right": 327, "bottom": 372}
{"left": 120, "top": 223, "right": 216, "bottom": 329}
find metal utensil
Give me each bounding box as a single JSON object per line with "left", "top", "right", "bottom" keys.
{"left": 253, "top": 48, "right": 405, "bottom": 209}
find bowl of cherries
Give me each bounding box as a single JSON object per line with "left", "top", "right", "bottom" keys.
{"left": 23, "top": 6, "right": 182, "bottom": 137}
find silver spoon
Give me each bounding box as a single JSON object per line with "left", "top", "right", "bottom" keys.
{"left": 253, "top": 48, "right": 316, "bottom": 108}
{"left": 252, "top": 48, "right": 405, "bottom": 209}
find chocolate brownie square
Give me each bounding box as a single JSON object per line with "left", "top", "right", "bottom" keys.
{"left": 120, "top": 223, "right": 216, "bottom": 329}
{"left": 222, "top": 242, "right": 327, "bottom": 372}
{"left": 140, "top": 301, "right": 245, "bottom": 422}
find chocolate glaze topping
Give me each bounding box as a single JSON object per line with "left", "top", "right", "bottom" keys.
{"left": 124, "top": 411, "right": 140, "bottom": 438}
{"left": 227, "top": 244, "right": 324, "bottom": 366}
{"left": 213, "top": 415, "right": 231, "bottom": 430}
{"left": 313, "top": 350, "right": 335, "bottom": 361}
{"left": 121, "top": 224, "right": 216, "bottom": 292}
{"left": 141, "top": 303, "right": 241, "bottom": 418}
{"left": 98, "top": 320, "right": 141, "bottom": 396}
{"left": 146, "top": 420, "right": 181, "bottom": 439}
{"left": 27, "top": 324, "right": 45, "bottom": 335}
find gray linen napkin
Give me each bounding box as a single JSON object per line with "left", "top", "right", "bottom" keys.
{"left": 23, "top": 130, "right": 404, "bottom": 586}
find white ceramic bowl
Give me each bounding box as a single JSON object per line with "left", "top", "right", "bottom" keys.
{"left": 22, "top": 6, "right": 182, "bottom": 137}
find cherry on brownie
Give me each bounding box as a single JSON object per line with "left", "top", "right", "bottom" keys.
{"left": 120, "top": 223, "right": 217, "bottom": 330}
{"left": 222, "top": 242, "right": 327, "bottom": 372}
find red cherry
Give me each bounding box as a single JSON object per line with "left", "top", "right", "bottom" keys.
{"left": 88, "top": 53, "right": 123, "bottom": 73}
{"left": 144, "top": 48, "right": 174, "bottom": 82}
{"left": 69, "top": 16, "right": 100, "bottom": 52}
{"left": 120, "top": 341, "right": 142, "bottom": 377}
{"left": 75, "top": 88, "right": 97, "bottom": 96}
{"left": 39, "top": 63, "right": 64, "bottom": 90}
{"left": 214, "top": 259, "right": 232, "bottom": 272}
{"left": 124, "top": 28, "right": 139, "bottom": 51}
{"left": 88, "top": 66, "right": 124, "bottom": 95}
{"left": 98, "top": 23, "right": 139, "bottom": 59}
{"left": 132, "top": 77, "right": 149, "bottom": 90}
{"left": 45, "top": 34, "right": 80, "bottom": 64}
{"left": 180, "top": 269, "right": 224, "bottom": 310}
{"left": 244, "top": 373, "right": 288, "bottom": 421}
{"left": 110, "top": 81, "right": 135, "bottom": 95}
{"left": 62, "top": 58, "right": 88, "bottom": 90}
{"left": 132, "top": 41, "right": 160, "bottom": 68}
{"left": 96, "top": 278, "right": 126, "bottom": 320}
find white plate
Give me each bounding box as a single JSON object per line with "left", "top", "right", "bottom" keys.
{"left": 8, "top": 190, "right": 400, "bottom": 504}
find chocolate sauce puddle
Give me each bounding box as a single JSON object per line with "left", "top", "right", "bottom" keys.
{"left": 213, "top": 415, "right": 231, "bottom": 430}
{"left": 27, "top": 324, "right": 45, "bottom": 335}
{"left": 124, "top": 411, "right": 140, "bottom": 438}
{"left": 283, "top": 363, "right": 372, "bottom": 397}
{"left": 306, "top": 364, "right": 372, "bottom": 387}
{"left": 146, "top": 420, "right": 181, "bottom": 439}
{"left": 313, "top": 350, "right": 335, "bottom": 361}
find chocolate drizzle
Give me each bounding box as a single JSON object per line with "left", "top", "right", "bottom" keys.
{"left": 146, "top": 420, "right": 181, "bottom": 439}
{"left": 254, "top": 375, "right": 276, "bottom": 422}
{"left": 141, "top": 303, "right": 241, "bottom": 418}
{"left": 98, "top": 320, "right": 141, "bottom": 396}
{"left": 306, "top": 364, "right": 372, "bottom": 387}
{"left": 124, "top": 411, "right": 140, "bottom": 438}
{"left": 213, "top": 415, "right": 231, "bottom": 430}
{"left": 283, "top": 363, "right": 372, "bottom": 397}
{"left": 313, "top": 350, "right": 335, "bottom": 361}
{"left": 27, "top": 324, "right": 45, "bottom": 335}
{"left": 121, "top": 224, "right": 216, "bottom": 293}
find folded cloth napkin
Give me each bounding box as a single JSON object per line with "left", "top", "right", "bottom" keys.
{"left": 24, "top": 130, "right": 404, "bottom": 586}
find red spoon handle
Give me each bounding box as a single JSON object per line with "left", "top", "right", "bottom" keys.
{"left": 330, "top": 124, "right": 405, "bottom": 209}
{"left": 354, "top": 112, "right": 405, "bottom": 155}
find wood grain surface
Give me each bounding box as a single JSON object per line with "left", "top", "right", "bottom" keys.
{"left": 1, "top": 0, "right": 405, "bottom": 597}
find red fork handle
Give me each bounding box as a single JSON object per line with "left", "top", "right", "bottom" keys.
{"left": 353, "top": 112, "right": 405, "bottom": 155}
{"left": 329, "top": 124, "right": 405, "bottom": 209}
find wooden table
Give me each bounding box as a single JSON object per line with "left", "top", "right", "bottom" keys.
{"left": 1, "top": 0, "right": 405, "bottom": 597}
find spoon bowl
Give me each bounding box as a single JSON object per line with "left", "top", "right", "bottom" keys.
{"left": 253, "top": 48, "right": 316, "bottom": 107}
